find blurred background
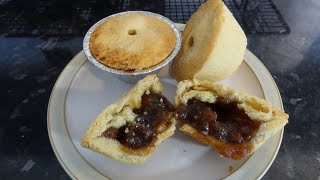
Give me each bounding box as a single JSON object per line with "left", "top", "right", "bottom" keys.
{"left": 0, "top": 0, "right": 290, "bottom": 36}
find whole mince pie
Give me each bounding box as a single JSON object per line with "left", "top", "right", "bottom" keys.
{"left": 174, "top": 79, "right": 288, "bottom": 160}
{"left": 89, "top": 13, "right": 176, "bottom": 71}
{"left": 81, "top": 75, "right": 176, "bottom": 164}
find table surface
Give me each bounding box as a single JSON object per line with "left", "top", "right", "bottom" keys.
{"left": 1, "top": 0, "right": 319, "bottom": 179}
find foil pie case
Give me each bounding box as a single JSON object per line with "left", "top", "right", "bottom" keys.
{"left": 83, "top": 11, "right": 182, "bottom": 83}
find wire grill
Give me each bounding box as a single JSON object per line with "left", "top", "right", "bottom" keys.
{"left": 0, "top": 0, "right": 290, "bottom": 36}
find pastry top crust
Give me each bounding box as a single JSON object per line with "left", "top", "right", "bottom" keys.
{"left": 81, "top": 75, "right": 176, "bottom": 164}
{"left": 175, "top": 79, "right": 288, "bottom": 159}
{"left": 90, "top": 13, "right": 176, "bottom": 71}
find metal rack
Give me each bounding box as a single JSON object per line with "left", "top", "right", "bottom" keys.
{"left": 0, "top": 0, "right": 290, "bottom": 36}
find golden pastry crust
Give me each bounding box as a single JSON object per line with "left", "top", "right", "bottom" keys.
{"left": 175, "top": 79, "right": 288, "bottom": 159}
{"left": 172, "top": 0, "right": 247, "bottom": 81}
{"left": 90, "top": 13, "right": 176, "bottom": 71}
{"left": 81, "top": 75, "right": 176, "bottom": 164}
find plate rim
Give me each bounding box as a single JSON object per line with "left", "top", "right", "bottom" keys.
{"left": 48, "top": 24, "right": 284, "bottom": 180}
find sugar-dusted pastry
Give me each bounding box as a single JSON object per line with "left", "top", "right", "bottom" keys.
{"left": 172, "top": 0, "right": 247, "bottom": 81}
{"left": 81, "top": 75, "right": 176, "bottom": 164}
{"left": 90, "top": 13, "right": 176, "bottom": 71}
{"left": 174, "top": 79, "right": 288, "bottom": 159}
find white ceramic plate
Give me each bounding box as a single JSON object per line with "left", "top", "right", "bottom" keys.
{"left": 48, "top": 24, "right": 284, "bottom": 180}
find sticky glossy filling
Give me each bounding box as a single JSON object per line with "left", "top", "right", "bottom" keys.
{"left": 175, "top": 98, "right": 261, "bottom": 144}
{"left": 103, "top": 92, "right": 174, "bottom": 149}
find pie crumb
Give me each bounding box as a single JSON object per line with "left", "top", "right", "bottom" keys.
{"left": 228, "top": 166, "right": 234, "bottom": 173}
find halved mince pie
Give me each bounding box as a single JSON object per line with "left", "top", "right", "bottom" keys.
{"left": 81, "top": 75, "right": 176, "bottom": 164}
{"left": 174, "top": 79, "right": 288, "bottom": 160}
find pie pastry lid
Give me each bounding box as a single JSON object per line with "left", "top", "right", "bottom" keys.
{"left": 83, "top": 11, "right": 181, "bottom": 84}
